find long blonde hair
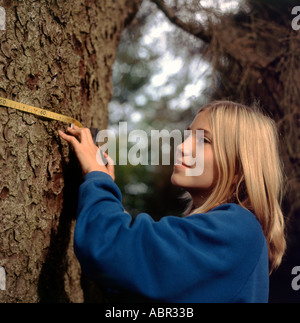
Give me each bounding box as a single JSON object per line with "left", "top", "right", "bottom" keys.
{"left": 186, "top": 101, "right": 286, "bottom": 274}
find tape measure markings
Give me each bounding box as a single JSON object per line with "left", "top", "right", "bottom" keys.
{"left": 0, "top": 96, "right": 83, "bottom": 128}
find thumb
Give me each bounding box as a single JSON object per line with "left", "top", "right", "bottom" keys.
{"left": 104, "top": 152, "right": 115, "bottom": 181}
{"left": 95, "top": 150, "right": 115, "bottom": 180}
{"left": 96, "top": 149, "right": 108, "bottom": 166}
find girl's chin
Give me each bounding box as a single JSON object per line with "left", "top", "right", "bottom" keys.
{"left": 170, "top": 173, "right": 182, "bottom": 188}
{"left": 170, "top": 173, "right": 193, "bottom": 189}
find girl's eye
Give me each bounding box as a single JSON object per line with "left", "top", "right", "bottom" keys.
{"left": 197, "top": 137, "right": 210, "bottom": 144}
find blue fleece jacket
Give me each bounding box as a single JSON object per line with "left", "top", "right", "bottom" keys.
{"left": 74, "top": 171, "right": 269, "bottom": 303}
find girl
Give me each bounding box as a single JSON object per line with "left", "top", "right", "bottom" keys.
{"left": 58, "top": 101, "right": 286, "bottom": 303}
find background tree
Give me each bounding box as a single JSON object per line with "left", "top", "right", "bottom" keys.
{"left": 0, "top": 0, "right": 141, "bottom": 303}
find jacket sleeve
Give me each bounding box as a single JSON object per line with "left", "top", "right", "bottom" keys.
{"left": 74, "top": 171, "right": 267, "bottom": 302}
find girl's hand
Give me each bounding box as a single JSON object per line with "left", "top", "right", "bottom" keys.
{"left": 58, "top": 125, "right": 115, "bottom": 180}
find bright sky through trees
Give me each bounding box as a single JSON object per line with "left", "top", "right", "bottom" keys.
{"left": 109, "top": 0, "right": 242, "bottom": 126}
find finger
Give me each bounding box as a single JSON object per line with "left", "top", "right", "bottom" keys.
{"left": 66, "top": 127, "right": 81, "bottom": 144}
{"left": 103, "top": 153, "right": 115, "bottom": 181}
{"left": 104, "top": 152, "right": 115, "bottom": 165}
{"left": 68, "top": 127, "right": 94, "bottom": 145}
{"left": 71, "top": 124, "right": 80, "bottom": 130}
{"left": 67, "top": 127, "right": 86, "bottom": 143}
{"left": 85, "top": 128, "right": 95, "bottom": 145}
{"left": 58, "top": 130, "right": 80, "bottom": 149}
{"left": 96, "top": 149, "right": 107, "bottom": 166}
{"left": 67, "top": 126, "right": 82, "bottom": 135}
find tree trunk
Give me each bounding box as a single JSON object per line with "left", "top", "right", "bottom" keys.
{"left": 0, "top": 0, "right": 141, "bottom": 303}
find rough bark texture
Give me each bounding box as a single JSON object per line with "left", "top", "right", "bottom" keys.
{"left": 0, "top": 0, "right": 141, "bottom": 303}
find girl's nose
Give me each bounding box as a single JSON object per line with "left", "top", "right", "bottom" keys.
{"left": 182, "top": 134, "right": 195, "bottom": 158}
{"left": 177, "top": 135, "right": 194, "bottom": 161}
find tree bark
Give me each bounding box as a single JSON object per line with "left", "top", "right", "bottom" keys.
{"left": 0, "top": 0, "right": 141, "bottom": 303}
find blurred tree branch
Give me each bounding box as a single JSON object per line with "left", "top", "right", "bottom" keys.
{"left": 150, "top": 0, "right": 212, "bottom": 43}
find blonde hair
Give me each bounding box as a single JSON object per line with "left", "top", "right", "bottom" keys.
{"left": 186, "top": 101, "right": 286, "bottom": 274}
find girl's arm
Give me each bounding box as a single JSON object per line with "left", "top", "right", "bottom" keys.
{"left": 74, "top": 171, "right": 268, "bottom": 302}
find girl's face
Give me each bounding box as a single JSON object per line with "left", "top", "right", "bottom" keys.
{"left": 171, "top": 110, "right": 217, "bottom": 201}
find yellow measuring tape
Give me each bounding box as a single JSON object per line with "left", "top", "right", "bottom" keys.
{"left": 0, "top": 96, "right": 83, "bottom": 128}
